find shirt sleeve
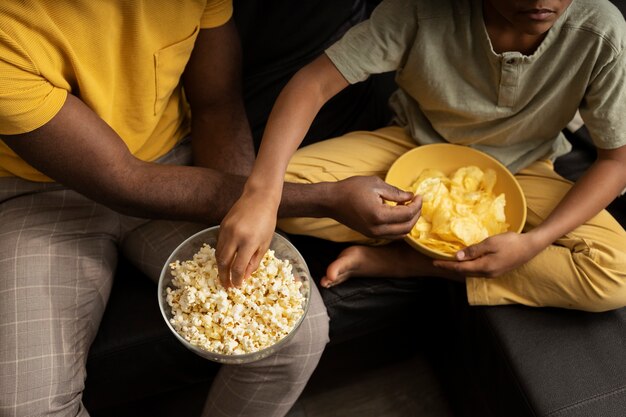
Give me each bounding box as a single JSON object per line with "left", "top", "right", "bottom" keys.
{"left": 579, "top": 44, "right": 626, "bottom": 150}
{"left": 324, "top": 0, "right": 418, "bottom": 84}
{"left": 200, "top": 0, "right": 233, "bottom": 29}
{"left": 0, "top": 30, "right": 67, "bottom": 135}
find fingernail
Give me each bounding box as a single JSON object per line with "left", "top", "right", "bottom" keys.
{"left": 457, "top": 251, "right": 465, "bottom": 260}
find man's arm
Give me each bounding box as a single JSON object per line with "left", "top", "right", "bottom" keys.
{"left": 2, "top": 20, "right": 254, "bottom": 224}
{"left": 183, "top": 20, "right": 255, "bottom": 175}
{"left": 1, "top": 93, "right": 244, "bottom": 223}
{"left": 3, "top": 22, "right": 418, "bottom": 273}
{"left": 1, "top": 92, "right": 414, "bottom": 240}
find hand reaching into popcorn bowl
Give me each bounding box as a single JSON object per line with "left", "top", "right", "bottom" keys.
{"left": 158, "top": 226, "right": 311, "bottom": 364}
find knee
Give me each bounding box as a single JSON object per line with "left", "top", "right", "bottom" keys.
{"left": 574, "top": 280, "right": 626, "bottom": 312}
{"left": 0, "top": 378, "right": 86, "bottom": 417}
{"left": 571, "top": 245, "right": 626, "bottom": 312}
{"left": 570, "top": 263, "right": 626, "bottom": 312}
{"left": 0, "top": 303, "right": 89, "bottom": 417}
{"left": 273, "top": 287, "right": 329, "bottom": 380}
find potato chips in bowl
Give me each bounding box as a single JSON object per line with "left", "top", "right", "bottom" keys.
{"left": 386, "top": 144, "right": 527, "bottom": 260}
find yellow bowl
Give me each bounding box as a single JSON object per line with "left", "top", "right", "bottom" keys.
{"left": 385, "top": 144, "right": 527, "bottom": 260}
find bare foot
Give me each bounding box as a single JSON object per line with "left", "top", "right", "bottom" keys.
{"left": 320, "top": 242, "right": 461, "bottom": 288}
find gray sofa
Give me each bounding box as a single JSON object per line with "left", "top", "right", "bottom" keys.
{"left": 83, "top": 1, "right": 626, "bottom": 416}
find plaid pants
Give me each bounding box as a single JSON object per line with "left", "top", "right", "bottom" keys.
{"left": 0, "top": 141, "right": 329, "bottom": 417}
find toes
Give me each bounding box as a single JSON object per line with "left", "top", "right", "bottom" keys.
{"left": 322, "top": 259, "right": 355, "bottom": 288}
{"left": 319, "top": 245, "right": 373, "bottom": 289}
{"left": 320, "top": 277, "right": 333, "bottom": 288}
{"left": 321, "top": 273, "right": 349, "bottom": 288}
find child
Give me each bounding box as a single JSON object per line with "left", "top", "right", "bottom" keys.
{"left": 218, "top": 0, "right": 626, "bottom": 312}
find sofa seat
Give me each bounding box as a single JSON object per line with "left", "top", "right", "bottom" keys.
{"left": 464, "top": 305, "right": 626, "bottom": 417}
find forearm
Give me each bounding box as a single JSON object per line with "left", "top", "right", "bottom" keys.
{"left": 245, "top": 77, "right": 328, "bottom": 200}
{"left": 105, "top": 160, "right": 245, "bottom": 223}
{"left": 279, "top": 181, "right": 335, "bottom": 218}
{"left": 527, "top": 148, "right": 626, "bottom": 248}
{"left": 2, "top": 93, "right": 245, "bottom": 225}
{"left": 245, "top": 55, "right": 349, "bottom": 204}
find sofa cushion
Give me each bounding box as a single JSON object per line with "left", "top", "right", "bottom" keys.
{"left": 235, "top": 0, "right": 393, "bottom": 151}
{"left": 478, "top": 305, "right": 626, "bottom": 417}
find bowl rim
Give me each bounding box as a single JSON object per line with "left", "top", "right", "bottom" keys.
{"left": 157, "top": 225, "right": 312, "bottom": 364}
{"left": 385, "top": 143, "right": 527, "bottom": 260}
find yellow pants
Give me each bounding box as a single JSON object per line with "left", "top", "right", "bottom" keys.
{"left": 279, "top": 126, "right": 626, "bottom": 312}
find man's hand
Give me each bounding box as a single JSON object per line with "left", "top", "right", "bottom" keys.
{"left": 433, "top": 231, "right": 541, "bottom": 278}
{"left": 328, "top": 175, "right": 422, "bottom": 240}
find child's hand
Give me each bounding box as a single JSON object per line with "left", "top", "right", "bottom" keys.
{"left": 216, "top": 190, "right": 278, "bottom": 288}
{"left": 433, "top": 232, "right": 541, "bottom": 278}
{"left": 330, "top": 176, "right": 422, "bottom": 240}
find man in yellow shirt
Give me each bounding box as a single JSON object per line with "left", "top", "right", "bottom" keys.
{"left": 0, "top": 1, "right": 365, "bottom": 416}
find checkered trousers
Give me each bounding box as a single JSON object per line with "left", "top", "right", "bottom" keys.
{"left": 0, "top": 141, "right": 329, "bottom": 417}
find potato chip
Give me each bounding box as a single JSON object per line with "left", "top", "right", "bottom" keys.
{"left": 409, "top": 165, "right": 508, "bottom": 255}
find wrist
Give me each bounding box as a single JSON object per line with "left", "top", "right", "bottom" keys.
{"left": 313, "top": 182, "right": 338, "bottom": 218}
{"left": 242, "top": 174, "right": 282, "bottom": 207}
{"left": 524, "top": 227, "right": 554, "bottom": 253}
{"left": 279, "top": 181, "right": 336, "bottom": 219}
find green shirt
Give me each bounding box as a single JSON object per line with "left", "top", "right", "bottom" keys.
{"left": 325, "top": 0, "right": 626, "bottom": 173}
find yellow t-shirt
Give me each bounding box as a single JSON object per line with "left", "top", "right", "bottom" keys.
{"left": 0, "top": 0, "right": 232, "bottom": 181}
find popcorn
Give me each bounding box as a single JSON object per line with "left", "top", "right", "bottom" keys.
{"left": 166, "top": 244, "right": 305, "bottom": 355}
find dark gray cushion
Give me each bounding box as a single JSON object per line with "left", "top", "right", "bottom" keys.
{"left": 481, "top": 306, "right": 626, "bottom": 417}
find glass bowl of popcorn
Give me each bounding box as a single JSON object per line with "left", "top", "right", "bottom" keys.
{"left": 157, "top": 226, "right": 311, "bottom": 364}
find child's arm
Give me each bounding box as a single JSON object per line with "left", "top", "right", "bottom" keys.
{"left": 216, "top": 54, "right": 418, "bottom": 287}
{"left": 434, "top": 144, "right": 626, "bottom": 277}
{"left": 216, "top": 54, "right": 345, "bottom": 287}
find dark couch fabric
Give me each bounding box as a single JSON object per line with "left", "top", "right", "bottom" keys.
{"left": 464, "top": 305, "right": 626, "bottom": 417}
{"left": 235, "top": 0, "right": 394, "bottom": 151}
{"left": 83, "top": 1, "right": 626, "bottom": 416}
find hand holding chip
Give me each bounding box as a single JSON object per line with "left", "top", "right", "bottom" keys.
{"left": 330, "top": 175, "right": 422, "bottom": 239}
